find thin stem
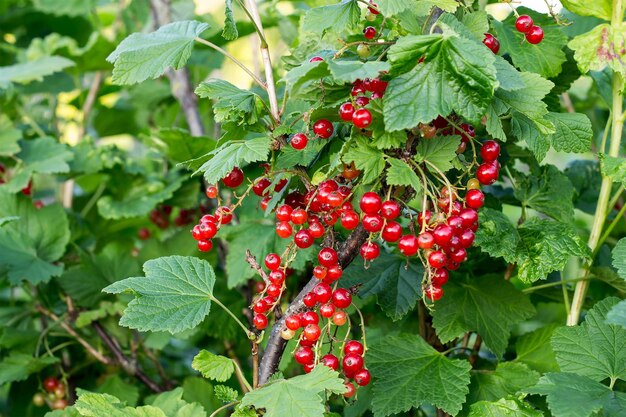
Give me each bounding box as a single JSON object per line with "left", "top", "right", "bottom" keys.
{"left": 210, "top": 296, "right": 255, "bottom": 339}
{"left": 194, "top": 37, "right": 266, "bottom": 89}
{"left": 209, "top": 401, "right": 239, "bottom": 417}
{"left": 232, "top": 358, "right": 253, "bottom": 392}
{"left": 80, "top": 182, "right": 106, "bottom": 218}
{"left": 599, "top": 116, "right": 612, "bottom": 154}
{"left": 561, "top": 272, "right": 571, "bottom": 315}
{"left": 596, "top": 202, "right": 626, "bottom": 254}
{"left": 523, "top": 277, "right": 588, "bottom": 293}
{"left": 607, "top": 185, "right": 624, "bottom": 216}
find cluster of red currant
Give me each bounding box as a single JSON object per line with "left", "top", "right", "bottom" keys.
{"left": 190, "top": 207, "right": 232, "bottom": 252}
{"left": 483, "top": 14, "right": 544, "bottom": 54}
{"left": 32, "top": 376, "right": 67, "bottom": 410}
{"left": 250, "top": 252, "right": 290, "bottom": 330}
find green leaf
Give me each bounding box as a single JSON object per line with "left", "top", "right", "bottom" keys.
{"left": 74, "top": 390, "right": 167, "bottom": 417}
{"left": 341, "top": 252, "right": 423, "bottom": 321}
{"left": 514, "top": 165, "right": 575, "bottom": 222}
{"left": 510, "top": 114, "right": 550, "bottom": 162}
{"left": 0, "top": 353, "right": 58, "bottom": 385}
{"left": 0, "top": 216, "right": 19, "bottom": 227}
{"left": 103, "top": 256, "right": 216, "bottom": 334}
{"left": 107, "top": 20, "right": 209, "bottom": 85}
{"left": 475, "top": 208, "right": 519, "bottom": 263}
{"left": 0, "top": 192, "right": 70, "bottom": 284}
{"left": 546, "top": 112, "right": 592, "bottom": 153}
{"left": 466, "top": 362, "right": 540, "bottom": 407}
{"left": 432, "top": 275, "right": 535, "bottom": 358}
{"left": 368, "top": 333, "right": 471, "bottom": 416}
{"left": 194, "top": 136, "right": 271, "bottom": 184}
{"left": 327, "top": 60, "right": 390, "bottom": 84}
{"left": 612, "top": 238, "right": 626, "bottom": 278}
{"left": 469, "top": 397, "right": 543, "bottom": 417}
{"left": 552, "top": 297, "right": 626, "bottom": 382}
{"left": 493, "top": 8, "right": 568, "bottom": 78}
{"left": 192, "top": 350, "right": 234, "bottom": 382}
{"left": 385, "top": 158, "right": 422, "bottom": 193}
{"left": 384, "top": 28, "right": 497, "bottom": 130}
{"left": 606, "top": 300, "right": 626, "bottom": 329}
{"left": 342, "top": 135, "right": 386, "bottom": 184}
{"left": 600, "top": 154, "right": 626, "bottom": 186}
{"left": 0, "top": 56, "right": 75, "bottom": 86}
{"left": 302, "top": 0, "right": 360, "bottom": 38}
{"left": 146, "top": 128, "right": 216, "bottom": 165}
{"left": 240, "top": 366, "right": 346, "bottom": 417}
{"left": 282, "top": 61, "right": 330, "bottom": 98}
{"left": 527, "top": 372, "right": 626, "bottom": 417}
{"left": 195, "top": 79, "right": 263, "bottom": 125}
{"left": 75, "top": 302, "right": 125, "bottom": 328}
{"left": 414, "top": 136, "right": 460, "bottom": 173}
{"left": 32, "top": 0, "right": 95, "bottom": 16}
{"left": 214, "top": 385, "right": 239, "bottom": 403}
{"left": 377, "top": 0, "right": 457, "bottom": 17}
{"left": 149, "top": 387, "right": 207, "bottom": 417}
{"left": 515, "top": 324, "right": 559, "bottom": 372}
{"left": 569, "top": 24, "right": 626, "bottom": 78}
{"left": 223, "top": 0, "right": 238, "bottom": 40}
{"left": 0, "top": 115, "right": 21, "bottom": 156}
{"left": 276, "top": 140, "right": 327, "bottom": 170}
{"left": 561, "top": 0, "right": 612, "bottom": 20}
{"left": 97, "top": 375, "right": 140, "bottom": 407}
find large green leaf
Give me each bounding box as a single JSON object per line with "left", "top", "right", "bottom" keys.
{"left": 368, "top": 333, "right": 471, "bottom": 416}
{"left": 514, "top": 165, "right": 575, "bottom": 222}
{"left": 240, "top": 366, "right": 346, "bottom": 417}
{"left": 192, "top": 350, "right": 234, "bottom": 382}
{"left": 465, "top": 362, "right": 540, "bottom": 407}
{"left": 327, "top": 60, "right": 390, "bottom": 84}
{"left": 32, "top": 0, "right": 95, "bottom": 16}
{"left": 569, "top": 24, "right": 626, "bottom": 77}
{"left": 385, "top": 158, "right": 422, "bottom": 193}
{"left": 468, "top": 397, "right": 543, "bottom": 417}
{"left": 146, "top": 128, "right": 215, "bottom": 165}
{"left": 0, "top": 56, "right": 74, "bottom": 86}
{"left": 342, "top": 135, "right": 386, "bottom": 184}
{"left": 475, "top": 208, "right": 519, "bottom": 261}
{"left": 103, "top": 256, "right": 216, "bottom": 334}
{"left": 546, "top": 112, "right": 592, "bottom": 153}
{"left": 0, "top": 353, "right": 59, "bottom": 385}
{"left": 341, "top": 252, "right": 423, "bottom": 320}
{"left": 302, "top": 0, "right": 361, "bottom": 38}
{"left": 0, "top": 115, "right": 21, "bottom": 156}
{"left": 73, "top": 390, "right": 167, "bottom": 417}
{"left": 195, "top": 79, "right": 263, "bottom": 125}
{"left": 0, "top": 192, "right": 70, "bottom": 284}
{"left": 561, "top": 0, "right": 612, "bottom": 20}
{"left": 515, "top": 324, "right": 559, "bottom": 372}
{"left": 414, "top": 136, "right": 460, "bottom": 173}
{"left": 107, "top": 20, "right": 209, "bottom": 85}
{"left": 383, "top": 25, "right": 497, "bottom": 131}
{"left": 432, "top": 275, "right": 535, "bottom": 358}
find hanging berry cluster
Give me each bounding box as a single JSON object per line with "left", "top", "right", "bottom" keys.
{"left": 483, "top": 14, "right": 544, "bottom": 55}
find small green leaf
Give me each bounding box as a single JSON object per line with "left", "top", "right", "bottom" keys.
{"left": 342, "top": 135, "right": 386, "bottom": 184}
{"left": 514, "top": 165, "right": 575, "bottom": 222}
{"left": 515, "top": 324, "right": 559, "bottom": 372}
{"left": 0, "top": 56, "right": 75, "bottom": 85}
{"left": 74, "top": 390, "right": 167, "bottom": 417}
{"left": 146, "top": 128, "right": 216, "bottom": 165}
{"left": 561, "top": 0, "right": 612, "bottom": 20}
{"left": 32, "top": 0, "right": 95, "bottom": 16}
{"left": 600, "top": 154, "right": 626, "bottom": 186}
{"left": 612, "top": 238, "right": 626, "bottom": 279}
{"left": 0, "top": 115, "right": 21, "bottom": 156}
{"left": 103, "top": 256, "right": 216, "bottom": 334}
{"left": 327, "top": 60, "right": 390, "bottom": 84}
{"left": 214, "top": 385, "right": 239, "bottom": 403}
{"left": 465, "top": 362, "right": 540, "bottom": 407}
{"left": 414, "top": 136, "right": 460, "bottom": 174}
{"left": 302, "top": 0, "right": 361, "bottom": 38}
{"left": 223, "top": 0, "right": 238, "bottom": 40}
{"left": 0, "top": 353, "right": 59, "bottom": 385}
{"left": 469, "top": 397, "right": 543, "bottom": 417}
{"left": 192, "top": 350, "right": 235, "bottom": 382}
{"left": 195, "top": 79, "right": 263, "bottom": 125}
{"left": 569, "top": 23, "right": 626, "bottom": 78}
{"left": 546, "top": 112, "right": 592, "bottom": 153}
{"left": 475, "top": 208, "right": 519, "bottom": 263}
{"left": 107, "top": 20, "right": 209, "bottom": 85}
{"left": 385, "top": 158, "right": 422, "bottom": 193}
{"left": 368, "top": 333, "right": 471, "bottom": 416}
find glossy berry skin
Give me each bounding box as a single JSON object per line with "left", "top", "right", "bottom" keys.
{"left": 480, "top": 140, "right": 500, "bottom": 162}
{"left": 253, "top": 178, "right": 271, "bottom": 196}
{"left": 381, "top": 200, "right": 401, "bottom": 220}
{"left": 354, "top": 369, "right": 371, "bottom": 386}
{"left": 332, "top": 288, "right": 352, "bottom": 308}
{"left": 459, "top": 208, "right": 479, "bottom": 229}
{"left": 360, "top": 192, "right": 382, "bottom": 214}
{"left": 357, "top": 44, "right": 371, "bottom": 58}
{"left": 476, "top": 162, "right": 499, "bottom": 185}
{"left": 313, "top": 266, "right": 327, "bottom": 280}
{"left": 339, "top": 102, "right": 355, "bottom": 121}
{"left": 483, "top": 33, "right": 500, "bottom": 54}
{"left": 294, "top": 229, "right": 314, "bottom": 248}
{"left": 309, "top": 56, "right": 324, "bottom": 62}
{"left": 433, "top": 224, "right": 454, "bottom": 247}
{"left": 43, "top": 377, "right": 59, "bottom": 393}
{"left": 276, "top": 221, "right": 293, "bottom": 238}
{"left": 326, "top": 265, "right": 343, "bottom": 281}
{"left": 301, "top": 311, "right": 319, "bottom": 325}
{"left": 291, "top": 208, "right": 308, "bottom": 225}
{"left": 321, "top": 354, "right": 340, "bottom": 371}
{"left": 341, "top": 210, "right": 360, "bottom": 230}
{"left": 353, "top": 109, "right": 373, "bottom": 129}
{"left": 465, "top": 189, "right": 485, "bottom": 209}
{"left": 222, "top": 167, "right": 244, "bottom": 188}
{"left": 276, "top": 204, "right": 293, "bottom": 221}
{"left": 460, "top": 229, "right": 475, "bottom": 248}
{"left": 516, "top": 15, "right": 533, "bottom": 33}
{"left": 303, "top": 293, "right": 316, "bottom": 308}
{"left": 265, "top": 253, "right": 281, "bottom": 271}
{"left": 344, "top": 340, "right": 364, "bottom": 356}
{"left": 291, "top": 133, "right": 308, "bottom": 150}
{"left": 253, "top": 313, "right": 268, "bottom": 330}
{"left": 360, "top": 241, "right": 380, "bottom": 260}
{"left": 205, "top": 186, "right": 218, "bottom": 198}
{"left": 362, "top": 213, "right": 384, "bottom": 233}
{"left": 333, "top": 310, "right": 348, "bottom": 326}
{"left": 320, "top": 303, "right": 335, "bottom": 318}
{"left": 313, "top": 119, "right": 334, "bottom": 139}
{"left": 450, "top": 247, "right": 467, "bottom": 263}
{"left": 432, "top": 268, "right": 449, "bottom": 287}
{"left": 467, "top": 178, "right": 480, "bottom": 190}
{"left": 425, "top": 285, "right": 443, "bottom": 301}
{"left": 354, "top": 96, "right": 370, "bottom": 107}
{"left": 197, "top": 239, "right": 213, "bottom": 252}
{"left": 295, "top": 347, "right": 315, "bottom": 365}
{"left": 428, "top": 251, "right": 447, "bottom": 268}
{"left": 285, "top": 315, "right": 301, "bottom": 330}
{"left": 417, "top": 210, "right": 431, "bottom": 228}
{"left": 216, "top": 207, "right": 233, "bottom": 224}
{"left": 318, "top": 247, "right": 339, "bottom": 267}
{"left": 266, "top": 283, "right": 282, "bottom": 298}
{"left": 525, "top": 25, "right": 544, "bottom": 44}
{"left": 313, "top": 283, "right": 333, "bottom": 304}
{"left": 418, "top": 232, "right": 435, "bottom": 249}
{"left": 363, "top": 26, "right": 377, "bottom": 39}
{"left": 343, "top": 353, "right": 364, "bottom": 377}
{"left": 308, "top": 222, "right": 325, "bottom": 238}
{"left": 253, "top": 299, "right": 269, "bottom": 314}
{"left": 303, "top": 324, "right": 321, "bottom": 341}
{"left": 398, "top": 234, "right": 419, "bottom": 256}
{"left": 344, "top": 382, "right": 357, "bottom": 398}
{"left": 382, "top": 221, "right": 403, "bottom": 242}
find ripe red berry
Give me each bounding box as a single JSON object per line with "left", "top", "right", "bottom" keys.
{"left": 253, "top": 178, "right": 271, "bottom": 196}
{"left": 360, "top": 192, "right": 382, "bottom": 214}
{"left": 260, "top": 196, "right": 271, "bottom": 211}
{"left": 308, "top": 221, "right": 325, "bottom": 238}
{"left": 433, "top": 224, "right": 454, "bottom": 247}
{"left": 344, "top": 340, "right": 364, "bottom": 356}
{"left": 525, "top": 25, "right": 544, "bottom": 44}
{"left": 313, "top": 283, "right": 333, "bottom": 304}
{"left": 516, "top": 15, "right": 533, "bottom": 33}
{"left": 417, "top": 210, "right": 432, "bottom": 228}
{"left": 326, "top": 265, "right": 343, "bottom": 281}
{"left": 198, "top": 239, "right": 213, "bottom": 252}
{"left": 344, "top": 382, "right": 357, "bottom": 398}
{"left": 138, "top": 228, "right": 151, "bottom": 240}
{"left": 483, "top": 33, "right": 500, "bottom": 54}
{"left": 339, "top": 102, "right": 355, "bottom": 121}
{"left": 303, "top": 293, "right": 317, "bottom": 308}
{"left": 368, "top": 1, "right": 379, "bottom": 14}
{"left": 320, "top": 303, "right": 335, "bottom": 318}
{"left": 382, "top": 221, "right": 402, "bottom": 242}
{"left": 313, "top": 119, "right": 334, "bottom": 139}
{"left": 205, "top": 186, "right": 218, "bottom": 198}
{"left": 353, "top": 109, "right": 373, "bottom": 129}
{"left": 363, "top": 26, "right": 377, "bottom": 39}
{"left": 450, "top": 247, "right": 467, "bottom": 263}
{"left": 318, "top": 247, "right": 339, "bottom": 267}
{"left": 332, "top": 288, "right": 352, "bottom": 308}
{"left": 267, "top": 283, "right": 282, "bottom": 298}
{"left": 459, "top": 208, "right": 479, "bottom": 229}
{"left": 223, "top": 167, "right": 244, "bottom": 188}
{"left": 253, "top": 299, "right": 269, "bottom": 314}
{"left": 341, "top": 210, "right": 360, "bottom": 230}
{"left": 295, "top": 229, "right": 314, "bottom": 248}
{"left": 313, "top": 266, "right": 327, "bottom": 280}
{"left": 465, "top": 189, "right": 485, "bottom": 209}
{"left": 362, "top": 213, "right": 384, "bottom": 233}
{"left": 460, "top": 229, "right": 475, "bottom": 248}
{"left": 291, "top": 133, "right": 308, "bottom": 150}
{"left": 354, "top": 369, "right": 371, "bottom": 386}
{"left": 275, "top": 178, "right": 287, "bottom": 191}
{"left": 276, "top": 221, "right": 293, "bottom": 238}
{"left": 428, "top": 251, "right": 447, "bottom": 268}
{"left": 333, "top": 310, "right": 348, "bottom": 326}
{"left": 354, "top": 96, "right": 370, "bottom": 107}
{"left": 425, "top": 285, "right": 443, "bottom": 301}
{"left": 343, "top": 353, "right": 364, "bottom": 377}
{"left": 398, "top": 234, "right": 419, "bottom": 256}
{"left": 326, "top": 191, "right": 343, "bottom": 208}
{"left": 301, "top": 311, "right": 320, "bottom": 325}
{"left": 480, "top": 140, "right": 500, "bottom": 162}
{"left": 432, "top": 268, "right": 449, "bottom": 286}
{"left": 276, "top": 204, "right": 293, "bottom": 221}
{"left": 215, "top": 206, "right": 233, "bottom": 224}
{"left": 289, "top": 208, "right": 307, "bottom": 225}
{"left": 321, "top": 354, "right": 340, "bottom": 371}
{"left": 295, "top": 346, "right": 315, "bottom": 365}
{"left": 476, "top": 162, "right": 499, "bottom": 185}
{"left": 417, "top": 232, "right": 435, "bottom": 249}
{"left": 360, "top": 241, "right": 380, "bottom": 260}
{"left": 303, "top": 323, "right": 321, "bottom": 341}
{"left": 381, "top": 200, "right": 401, "bottom": 220}
{"left": 285, "top": 316, "right": 301, "bottom": 331}
{"left": 253, "top": 313, "right": 268, "bottom": 330}
{"left": 43, "top": 377, "right": 59, "bottom": 393}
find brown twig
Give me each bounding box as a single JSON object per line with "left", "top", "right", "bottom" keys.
{"left": 252, "top": 341, "right": 259, "bottom": 388}
{"left": 245, "top": 249, "right": 270, "bottom": 284}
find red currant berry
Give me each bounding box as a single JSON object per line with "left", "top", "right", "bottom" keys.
{"left": 215, "top": 206, "right": 233, "bottom": 224}
{"left": 303, "top": 293, "right": 317, "bottom": 308}
{"left": 198, "top": 239, "right": 213, "bottom": 252}
{"left": 343, "top": 353, "right": 364, "bottom": 377}
{"left": 285, "top": 315, "right": 301, "bottom": 330}
{"left": 525, "top": 25, "right": 544, "bottom": 44}
{"left": 295, "top": 346, "right": 315, "bottom": 365}
{"left": 269, "top": 270, "right": 285, "bottom": 285}
{"left": 480, "top": 140, "right": 500, "bottom": 162}
{"left": 308, "top": 222, "right": 325, "bottom": 239}
{"left": 326, "top": 265, "right": 343, "bottom": 281}
{"left": 276, "top": 204, "right": 293, "bottom": 221}
{"left": 459, "top": 208, "right": 478, "bottom": 229}
{"left": 313, "top": 283, "right": 333, "bottom": 304}
{"left": 205, "top": 186, "right": 218, "bottom": 199}
{"left": 326, "top": 191, "right": 343, "bottom": 208}
{"left": 318, "top": 247, "right": 339, "bottom": 267}
{"left": 363, "top": 26, "right": 377, "bottom": 39}
{"left": 339, "top": 102, "right": 355, "bottom": 121}
{"left": 344, "top": 340, "right": 364, "bottom": 356}
{"left": 428, "top": 251, "right": 447, "bottom": 268}
{"left": 295, "top": 229, "right": 314, "bottom": 248}
{"left": 415, "top": 232, "right": 434, "bottom": 250}
{"left": 368, "top": 1, "right": 379, "bottom": 14}
{"left": 191, "top": 225, "right": 203, "bottom": 241}
{"left": 360, "top": 192, "right": 382, "bottom": 214}
{"left": 341, "top": 210, "right": 360, "bottom": 230}
{"left": 253, "top": 299, "right": 269, "bottom": 314}
{"left": 265, "top": 253, "right": 281, "bottom": 270}
{"left": 260, "top": 196, "right": 272, "bottom": 211}
{"left": 476, "top": 162, "right": 499, "bottom": 185}
{"left": 450, "top": 247, "right": 467, "bottom": 263}
{"left": 303, "top": 323, "right": 321, "bottom": 341}
{"left": 360, "top": 241, "right": 380, "bottom": 260}
{"left": 138, "top": 227, "right": 151, "bottom": 240}
{"left": 465, "top": 189, "right": 485, "bottom": 209}
{"left": 290, "top": 208, "right": 308, "bottom": 225}
{"left": 425, "top": 286, "right": 443, "bottom": 301}
{"left": 223, "top": 167, "right": 244, "bottom": 188}
{"left": 483, "top": 33, "right": 500, "bottom": 54}
{"left": 291, "top": 133, "right": 308, "bottom": 150}
{"left": 253, "top": 313, "right": 268, "bottom": 330}
{"left": 398, "top": 234, "right": 419, "bottom": 256}
{"left": 43, "top": 377, "right": 59, "bottom": 393}
{"left": 382, "top": 221, "right": 402, "bottom": 242}
{"left": 309, "top": 56, "right": 324, "bottom": 62}
{"left": 362, "top": 213, "right": 384, "bottom": 233}
{"left": 320, "top": 303, "right": 335, "bottom": 318}
{"left": 266, "top": 283, "right": 282, "bottom": 298}
{"left": 447, "top": 216, "right": 464, "bottom": 235}
{"left": 344, "top": 382, "right": 356, "bottom": 398}
{"left": 433, "top": 224, "right": 454, "bottom": 247}
{"left": 313, "top": 119, "right": 334, "bottom": 139}
{"left": 417, "top": 210, "right": 432, "bottom": 228}
{"left": 353, "top": 109, "right": 373, "bottom": 129}
{"left": 313, "top": 265, "right": 327, "bottom": 280}
{"left": 460, "top": 229, "right": 475, "bottom": 248}
{"left": 332, "top": 288, "right": 352, "bottom": 309}
{"left": 321, "top": 354, "right": 340, "bottom": 371}
{"left": 381, "top": 200, "right": 401, "bottom": 220}
{"left": 354, "top": 95, "right": 370, "bottom": 107}
{"left": 516, "top": 15, "right": 533, "bottom": 33}
{"left": 432, "top": 268, "right": 449, "bottom": 286}
{"left": 253, "top": 178, "right": 271, "bottom": 196}
{"left": 276, "top": 221, "right": 293, "bottom": 238}
{"left": 333, "top": 310, "right": 348, "bottom": 326}
{"left": 354, "top": 369, "right": 371, "bottom": 386}
{"left": 301, "top": 311, "right": 319, "bottom": 325}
